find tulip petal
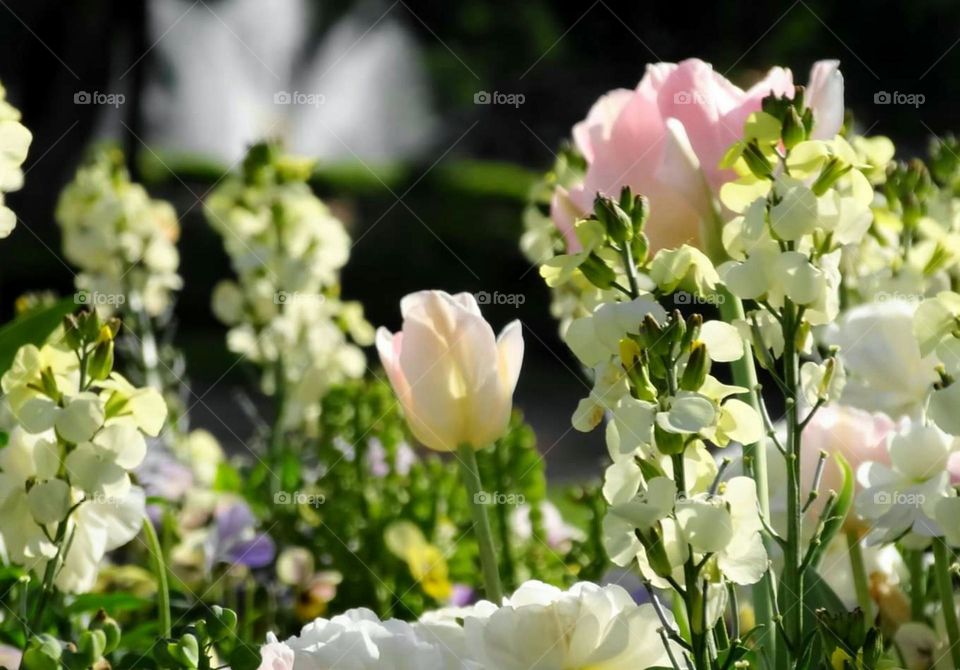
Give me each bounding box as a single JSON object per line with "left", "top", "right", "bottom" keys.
{"left": 806, "top": 60, "right": 844, "bottom": 140}
{"left": 496, "top": 320, "right": 524, "bottom": 394}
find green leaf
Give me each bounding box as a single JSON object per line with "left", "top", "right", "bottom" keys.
{"left": 0, "top": 298, "right": 75, "bottom": 376}
{"left": 66, "top": 592, "right": 150, "bottom": 615}
{"left": 227, "top": 643, "right": 262, "bottom": 670}
{"left": 802, "top": 568, "right": 849, "bottom": 640}
{"left": 214, "top": 462, "right": 242, "bottom": 492}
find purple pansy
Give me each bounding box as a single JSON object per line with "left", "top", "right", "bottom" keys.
{"left": 206, "top": 500, "right": 275, "bottom": 570}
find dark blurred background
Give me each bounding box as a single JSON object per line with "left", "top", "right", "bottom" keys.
{"left": 0, "top": 0, "right": 955, "bottom": 478}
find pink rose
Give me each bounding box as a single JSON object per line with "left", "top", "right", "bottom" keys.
{"left": 553, "top": 59, "right": 844, "bottom": 256}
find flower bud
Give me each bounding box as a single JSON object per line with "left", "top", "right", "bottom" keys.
{"left": 638, "top": 527, "right": 674, "bottom": 579}
{"left": 39, "top": 367, "right": 60, "bottom": 400}
{"left": 811, "top": 157, "right": 853, "bottom": 196}
{"left": 78, "top": 311, "right": 101, "bottom": 344}
{"left": 579, "top": 253, "right": 617, "bottom": 290}
{"left": 761, "top": 93, "right": 792, "bottom": 121}
{"left": 66, "top": 630, "right": 106, "bottom": 668}
{"left": 781, "top": 106, "right": 806, "bottom": 150}
{"left": 22, "top": 635, "right": 62, "bottom": 670}
{"left": 636, "top": 314, "right": 664, "bottom": 351}
{"left": 631, "top": 232, "right": 649, "bottom": 265}
{"left": 654, "top": 422, "right": 685, "bottom": 455}
{"left": 88, "top": 338, "right": 114, "bottom": 382}
{"left": 630, "top": 194, "right": 649, "bottom": 233}
{"left": 680, "top": 342, "right": 710, "bottom": 391}
{"left": 63, "top": 314, "right": 83, "bottom": 351}
{"left": 621, "top": 343, "right": 657, "bottom": 402}
{"left": 680, "top": 313, "right": 703, "bottom": 353}
{"left": 742, "top": 141, "right": 773, "bottom": 180}
{"left": 91, "top": 610, "right": 122, "bottom": 654}
{"left": 593, "top": 194, "right": 633, "bottom": 244}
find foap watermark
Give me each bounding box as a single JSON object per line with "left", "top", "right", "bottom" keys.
{"left": 74, "top": 90, "right": 125, "bottom": 108}
{"left": 673, "top": 90, "right": 710, "bottom": 106}
{"left": 474, "top": 490, "right": 525, "bottom": 506}
{"left": 874, "top": 291, "right": 921, "bottom": 305}
{"left": 673, "top": 291, "right": 725, "bottom": 306}
{"left": 75, "top": 291, "right": 125, "bottom": 307}
{"left": 474, "top": 90, "right": 525, "bottom": 108}
{"left": 475, "top": 291, "right": 525, "bottom": 308}
{"left": 874, "top": 91, "right": 925, "bottom": 108}
{"left": 274, "top": 90, "right": 325, "bottom": 107}
{"left": 874, "top": 490, "right": 925, "bottom": 507}
{"left": 274, "top": 291, "right": 326, "bottom": 306}
{"left": 274, "top": 490, "right": 326, "bottom": 507}
{"left": 90, "top": 492, "right": 125, "bottom": 507}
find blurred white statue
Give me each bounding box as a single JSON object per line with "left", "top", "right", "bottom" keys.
{"left": 144, "top": 0, "right": 436, "bottom": 163}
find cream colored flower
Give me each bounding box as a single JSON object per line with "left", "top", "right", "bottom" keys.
{"left": 57, "top": 149, "right": 182, "bottom": 316}
{"left": 463, "top": 581, "right": 678, "bottom": 670}
{"left": 377, "top": 291, "right": 523, "bottom": 451}
{"left": 206, "top": 147, "right": 371, "bottom": 432}
{"left": 0, "top": 84, "right": 31, "bottom": 238}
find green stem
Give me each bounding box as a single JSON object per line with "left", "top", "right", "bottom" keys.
{"left": 907, "top": 549, "right": 926, "bottom": 621}
{"left": 673, "top": 452, "right": 708, "bottom": 670}
{"left": 719, "top": 290, "right": 774, "bottom": 662}
{"left": 620, "top": 243, "right": 641, "bottom": 298}
{"left": 29, "top": 518, "right": 70, "bottom": 631}
{"left": 456, "top": 443, "right": 503, "bottom": 604}
{"left": 269, "top": 358, "right": 286, "bottom": 455}
{"left": 781, "top": 300, "right": 803, "bottom": 665}
{"left": 244, "top": 575, "right": 256, "bottom": 641}
{"left": 492, "top": 440, "right": 516, "bottom": 590}
{"left": 846, "top": 529, "right": 873, "bottom": 622}
{"left": 933, "top": 538, "right": 960, "bottom": 669}
{"left": 143, "top": 515, "right": 172, "bottom": 639}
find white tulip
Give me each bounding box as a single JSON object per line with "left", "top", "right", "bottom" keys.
{"left": 376, "top": 291, "right": 523, "bottom": 451}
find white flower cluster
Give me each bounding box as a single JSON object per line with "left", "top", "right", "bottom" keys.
{"left": 206, "top": 146, "right": 373, "bottom": 432}
{"left": 56, "top": 149, "right": 182, "bottom": 316}
{"left": 0, "top": 84, "right": 31, "bottom": 239}
{"left": 805, "top": 294, "right": 960, "bottom": 549}
{"left": 718, "top": 133, "right": 875, "bottom": 332}
{"left": 259, "top": 581, "right": 678, "bottom": 670}
{"left": 556, "top": 260, "right": 767, "bottom": 606}
{"left": 0, "top": 331, "right": 167, "bottom": 592}
{"left": 843, "top": 135, "right": 960, "bottom": 304}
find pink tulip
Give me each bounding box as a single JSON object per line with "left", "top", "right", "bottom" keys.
{"left": 553, "top": 59, "right": 844, "bottom": 256}
{"left": 376, "top": 291, "right": 524, "bottom": 451}
{"left": 802, "top": 404, "right": 894, "bottom": 512}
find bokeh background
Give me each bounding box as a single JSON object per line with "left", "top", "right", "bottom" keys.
{"left": 0, "top": 0, "right": 955, "bottom": 478}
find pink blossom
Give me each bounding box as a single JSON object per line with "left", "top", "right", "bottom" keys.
{"left": 554, "top": 59, "right": 843, "bottom": 256}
